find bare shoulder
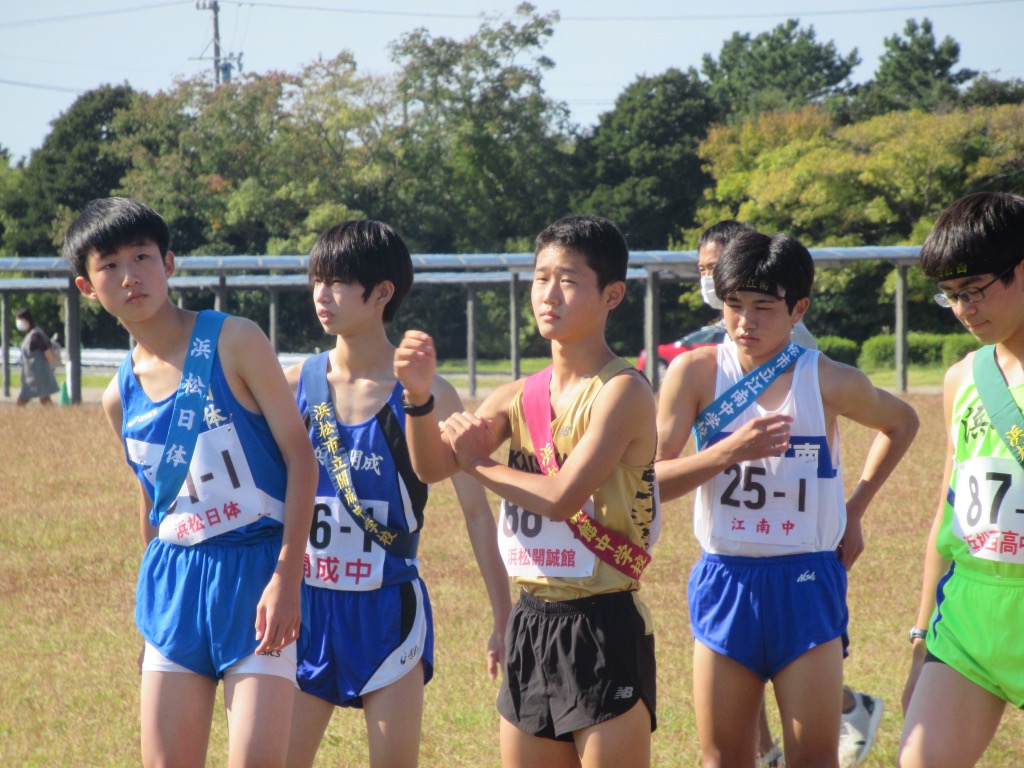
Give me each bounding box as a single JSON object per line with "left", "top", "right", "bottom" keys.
{"left": 101, "top": 375, "right": 123, "bottom": 435}
{"left": 661, "top": 344, "right": 719, "bottom": 408}
{"left": 817, "top": 353, "right": 874, "bottom": 398}
{"left": 595, "top": 369, "right": 657, "bottom": 431}
{"left": 283, "top": 361, "right": 302, "bottom": 390}
{"left": 602, "top": 366, "right": 656, "bottom": 404}
{"left": 817, "top": 353, "right": 919, "bottom": 432}
{"left": 219, "top": 314, "right": 268, "bottom": 348}
{"left": 217, "top": 315, "right": 276, "bottom": 370}
{"left": 944, "top": 353, "right": 973, "bottom": 397}
{"left": 666, "top": 344, "right": 719, "bottom": 385}
{"left": 475, "top": 378, "right": 526, "bottom": 421}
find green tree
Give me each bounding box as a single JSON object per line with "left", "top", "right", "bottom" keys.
{"left": 573, "top": 68, "right": 718, "bottom": 249}
{"left": 961, "top": 74, "right": 1024, "bottom": 108}
{"left": 696, "top": 103, "right": 1024, "bottom": 340}
{"left": 701, "top": 19, "right": 859, "bottom": 122}
{"left": 110, "top": 58, "right": 381, "bottom": 256}
{"left": 386, "top": 3, "right": 572, "bottom": 252}
{"left": 0, "top": 147, "right": 22, "bottom": 254}
{"left": 849, "top": 18, "right": 976, "bottom": 119}
{"left": 3, "top": 84, "right": 136, "bottom": 255}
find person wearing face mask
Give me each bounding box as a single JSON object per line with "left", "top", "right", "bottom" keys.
{"left": 15, "top": 308, "right": 60, "bottom": 406}
{"left": 699, "top": 221, "right": 817, "bottom": 351}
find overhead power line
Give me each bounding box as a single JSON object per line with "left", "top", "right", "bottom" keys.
{"left": 2, "top": 0, "right": 1020, "bottom": 30}
{"left": 224, "top": 0, "right": 1022, "bottom": 21}
{"left": 0, "top": 2, "right": 181, "bottom": 29}
{"left": 0, "top": 77, "right": 80, "bottom": 94}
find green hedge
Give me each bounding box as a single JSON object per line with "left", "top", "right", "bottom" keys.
{"left": 942, "top": 334, "right": 982, "bottom": 366}
{"left": 816, "top": 336, "right": 859, "bottom": 366}
{"left": 858, "top": 332, "right": 980, "bottom": 370}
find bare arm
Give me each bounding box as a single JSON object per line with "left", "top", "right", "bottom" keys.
{"left": 444, "top": 372, "right": 657, "bottom": 522}
{"left": 432, "top": 377, "right": 512, "bottom": 680}
{"left": 901, "top": 364, "right": 961, "bottom": 713}
{"left": 283, "top": 361, "right": 301, "bottom": 397}
{"left": 395, "top": 329, "right": 514, "bottom": 483}
{"left": 102, "top": 376, "right": 157, "bottom": 545}
{"left": 654, "top": 349, "right": 793, "bottom": 502}
{"left": 821, "top": 358, "right": 920, "bottom": 569}
{"left": 222, "top": 318, "right": 318, "bottom": 653}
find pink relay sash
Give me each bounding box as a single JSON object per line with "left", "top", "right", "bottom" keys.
{"left": 521, "top": 365, "right": 651, "bottom": 580}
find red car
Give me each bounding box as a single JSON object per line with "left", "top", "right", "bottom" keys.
{"left": 636, "top": 325, "right": 728, "bottom": 376}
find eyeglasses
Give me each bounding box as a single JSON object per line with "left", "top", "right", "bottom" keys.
{"left": 933, "top": 264, "right": 1017, "bottom": 308}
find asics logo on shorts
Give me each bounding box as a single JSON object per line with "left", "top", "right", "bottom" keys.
{"left": 400, "top": 643, "right": 420, "bottom": 665}
{"left": 797, "top": 570, "right": 817, "bottom": 582}
{"left": 613, "top": 686, "right": 634, "bottom": 700}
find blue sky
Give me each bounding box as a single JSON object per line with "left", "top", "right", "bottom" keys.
{"left": 2, "top": 0, "right": 1022, "bottom": 163}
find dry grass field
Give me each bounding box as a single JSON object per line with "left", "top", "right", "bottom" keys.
{"left": 2, "top": 393, "right": 1023, "bottom": 766}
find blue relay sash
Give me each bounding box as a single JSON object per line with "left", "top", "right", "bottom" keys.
{"left": 692, "top": 342, "right": 806, "bottom": 450}
{"left": 973, "top": 345, "right": 1024, "bottom": 469}
{"left": 152, "top": 310, "right": 227, "bottom": 524}
{"left": 300, "top": 354, "right": 420, "bottom": 559}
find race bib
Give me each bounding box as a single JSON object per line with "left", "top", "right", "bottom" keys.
{"left": 157, "top": 424, "right": 275, "bottom": 545}
{"left": 710, "top": 448, "right": 820, "bottom": 550}
{"left": 953, "top": 456, "right": 1024, "bottom": 564}
{"left": 497, "top": 498, "right": 596, "bottom": 577}
{"left": 304, "top": 496, "right": 388, "bottom": 590}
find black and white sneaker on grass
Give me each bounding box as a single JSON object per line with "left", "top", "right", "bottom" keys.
{"left": 838, "top": 690, "right": 884, "bottom": 768}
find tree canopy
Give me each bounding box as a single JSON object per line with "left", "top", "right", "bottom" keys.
{"left": 3, "top": 9, "right": 1023, "bottom": 352}
{"left": 701, "top": 19, "right": 860, "bottom": 121}
{"left": 573, "top": 68, "right": 717, "bottom": 249}
{"left": 849, "top": 18, "right": 977, "bottom": 119}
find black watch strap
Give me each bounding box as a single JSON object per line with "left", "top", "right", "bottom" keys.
{"left": 402, "top": 393, "right": 435, "bottom": 417}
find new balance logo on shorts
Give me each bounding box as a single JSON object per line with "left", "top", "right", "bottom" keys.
{"left": 613, "top": 686, "right": 634, "bottom": 700}
{"left": 797, "top": 570, "right": 816, "bottom": 583}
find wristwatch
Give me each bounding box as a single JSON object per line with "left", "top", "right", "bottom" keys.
{"left": 908, "top": 627, "right": 927, "bottom": 643}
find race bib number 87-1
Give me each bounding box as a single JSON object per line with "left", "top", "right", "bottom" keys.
{"left": 953, "top": 456, "right": 1024, "bottom": 564}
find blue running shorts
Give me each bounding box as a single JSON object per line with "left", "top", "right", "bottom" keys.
{"left": 689, "top": 550, "right": 848, "bottom": 679}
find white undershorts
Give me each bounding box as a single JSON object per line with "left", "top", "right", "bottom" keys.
{"left": 142, "top": 641, "right": 297, "bottom": 681}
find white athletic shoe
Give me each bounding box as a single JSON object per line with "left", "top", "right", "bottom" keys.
{"left": 838, "top": 690, "right": 884, "bottom": 768}
{"left": 756, "top": 742, "right": 785, "bottom": 768}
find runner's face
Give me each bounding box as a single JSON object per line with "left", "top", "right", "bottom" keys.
{"left": 531, "top": 246, "right": 621, "bottom": 342}
{"left": 938, "top": 265, "right": 1024, "bottom": 344}
{"left": 75, "top": 240, "right": 173, "bottom": 320}
{"left": 312, "top": 278, "right": 390, "bottom": 335}
{"left": 698, "top": 241, "right": 723, "bottom": 278}
{"left": 724, "top": 290, "right": 807, "bottom": 360}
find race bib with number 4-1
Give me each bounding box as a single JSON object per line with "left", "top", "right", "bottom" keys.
{"left": 157, "top": 423, "right": 279, "bottom": 545}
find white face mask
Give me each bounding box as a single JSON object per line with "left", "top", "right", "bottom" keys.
{"left": 700, "top": 276, "right": 724, "bottom": 310}
{"left": 15, "top": 318, "right": 30, "bottom": 333}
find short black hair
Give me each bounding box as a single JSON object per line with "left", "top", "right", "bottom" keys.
{"left": 307, "top": 220, "right": 413, "bottom": 323}
{"left": 63, "top": 197, "right": 171, "bottom": 279}
{"left": 714, "top": 231, "right": 815, "bottom": 312}
{"left": 15, "top": 308, "right": 33, "bottom": 325}
{"left": 698, "top": 219, "right": 757, "bottom": 251}
{"left": 534, "top": 214, "right": 628, "bottom": 289}
{"left": 919, "top": 192, "right": 1024, "bottom": 282}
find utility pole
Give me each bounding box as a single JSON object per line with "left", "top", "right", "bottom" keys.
{"left": 195, "top": 0, "right": 242, "bottom": 84}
